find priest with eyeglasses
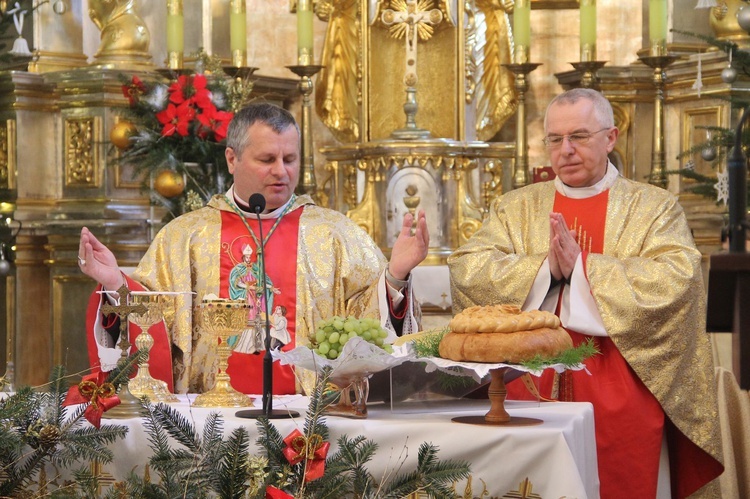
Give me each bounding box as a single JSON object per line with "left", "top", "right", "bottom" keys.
{"left": 449, "top": 88, "right": 723, "bottom": 498}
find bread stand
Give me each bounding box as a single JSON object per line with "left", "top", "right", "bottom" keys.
{"left": 416, "top": 356, "right": 585, "bottom": 426}
{"left": 452, "top": 367, "right": 542, "bottom": 426}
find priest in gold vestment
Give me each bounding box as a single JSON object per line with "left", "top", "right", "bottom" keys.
{"left": 449, "top": 89, "right": 723, "bottom": 498}
{"left": 78, "top": 103, "right": 429, "bottom": 395}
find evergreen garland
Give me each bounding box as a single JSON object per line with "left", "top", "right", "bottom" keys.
{"left": 0, "top": 364, "right": 131, "bottom": 497}
{"left": 1, "top": 364, "right": 469, "bottom": 498}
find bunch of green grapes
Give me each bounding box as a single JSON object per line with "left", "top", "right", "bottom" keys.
{"left": 310, "top": 316, "right": 393, "bottom": 359}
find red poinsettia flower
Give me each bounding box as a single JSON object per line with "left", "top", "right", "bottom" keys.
{"left": 156, "top": 101, "right": 196, "bottom": 137}
{"left": 122, "top": 75, "right": 146, "bottom": 106}
{"left": 282, "top": 429, "right": 330, "bottom": 482}
{"left": 191, "top": 74, "right": 214, "bottom": 110}
{"left": 168, "top": 74, "right": 192, "bottom": 105}
{"left": 266, "top": 486, "right": 294, "bottom": 499}
{"left": 63, "top": 371, "right": 120, "bottom": 428}
{"left": 167, "top": 73, "right": 213, "bottom": 109}
{"left": 197, "top": 107, "right": 234, "bottom": 142}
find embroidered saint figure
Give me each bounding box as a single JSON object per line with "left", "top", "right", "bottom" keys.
{"left": 270, "top": 305, "right": 291, "bottom": 350}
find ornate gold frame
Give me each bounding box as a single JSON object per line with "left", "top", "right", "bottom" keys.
{"left": 681, "top": 105, "right": 725, "bottom": 182}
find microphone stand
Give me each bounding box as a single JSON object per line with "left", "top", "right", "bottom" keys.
{"left": 257, "top": 206, "right": 274, "bottom": 414}
{"left": 236, "top": 196, "right": 299, "bottom": 419}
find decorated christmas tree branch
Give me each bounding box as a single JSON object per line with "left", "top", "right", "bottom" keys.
{"left": 0, "top": 364, "right": 130, "bottom": 497}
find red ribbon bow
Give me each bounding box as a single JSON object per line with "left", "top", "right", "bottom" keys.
{"left": 281, "top": 429, "right": 330, "bottom": 482}
{"left": 265, "top": 485, "right": 294, "bottom": 499}
{"left": 63, "top": 372, "right": 120, "bottom": 428}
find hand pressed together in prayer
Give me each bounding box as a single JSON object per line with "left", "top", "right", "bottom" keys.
{"left": 388, "top": 210, "right": 429, "bottom": 280}
{"left": 78, "top": 227, "right": 125, "bottom": 292}
{"left": 548, "top": 212, "right": 580, "bottom": 282}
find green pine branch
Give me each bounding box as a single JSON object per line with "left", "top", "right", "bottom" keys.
{"left": 148, "top": 402, "right": 202, "bottom": 454}
{"left": 317, "top": 434, "right": 378, "bottom": 497}
{"left": 54, "top": 424, "right": 127, "bottom": 468}
{"left": 380, "top": 442, "right": 471, "bottom": 499}
{"left": 218, "top": 427, "right": 252, "bottom": 499}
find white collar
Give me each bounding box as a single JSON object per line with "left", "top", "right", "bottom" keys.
{"left": 553, "top": 161, "right": 620, "bottom": 199}
{"left": 226, "top": 185, "right": 294, "bottom": 219}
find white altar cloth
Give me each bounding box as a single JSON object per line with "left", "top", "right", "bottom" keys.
{"left": 97, "top": 396, "right": 599, "bottom": 498}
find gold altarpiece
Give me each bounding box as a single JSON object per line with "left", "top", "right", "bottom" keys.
{"left": 313, "top": 0, "right": 517, "bottom": 263}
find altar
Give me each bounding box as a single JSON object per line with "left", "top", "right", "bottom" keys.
{"left": 97, "top": 395, "right": 599, "bottom": 498}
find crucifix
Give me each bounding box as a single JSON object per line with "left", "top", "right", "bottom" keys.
{"left": 381, "top": 0, "right": 443, "bottom": 139}
{"left": 99, "top": 284, "right": 148, "bottom": 418}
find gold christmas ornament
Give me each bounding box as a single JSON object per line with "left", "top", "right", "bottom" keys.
{"left": 110, "top": 121, "right": 138, "bottom": 150}
{"left": 154, "top": 170, "right": 185, "bottom": 198}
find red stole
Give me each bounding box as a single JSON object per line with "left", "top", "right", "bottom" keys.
{"left": 222, "top": 208, "right": 301, "bottom": 395}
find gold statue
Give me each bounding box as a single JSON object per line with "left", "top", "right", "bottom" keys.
{"left": 314, "top": 0, "right": 515, "bottom": 142}
{"left": 315, "top": 0, "right": 361, "bottom": 143}
{"left": 471, "top": 0, "right": 517, "bottom": 141}
{"left": 88, "top": 0, "right": 152, "bottom": 68}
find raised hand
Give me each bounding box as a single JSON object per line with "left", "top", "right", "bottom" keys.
{"left": 78, "top": 227, "right": 124, "bottom": 291}
{"left": 388, "top": 210, "right": 429, "bottom": 280}
{"left": 548, "top": 212, "right": 580, "bottom": 281}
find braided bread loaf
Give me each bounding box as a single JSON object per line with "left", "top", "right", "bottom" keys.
{"left": 439, "top": 305, "right": 572, "bottom": 363}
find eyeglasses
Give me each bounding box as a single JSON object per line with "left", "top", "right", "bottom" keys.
{"left": 543, "top": 128, "right": 611, "bottom": 148}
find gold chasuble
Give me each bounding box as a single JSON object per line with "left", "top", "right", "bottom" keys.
{"left": 449, "top": 177, "right": 723, "bottom": 498}
{"left": 87, "top": 194, "right": 401, "bottom": 395}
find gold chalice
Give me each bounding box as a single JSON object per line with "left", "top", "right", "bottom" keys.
{"left": 127, "top": 292, "right": 179, "bottom": 403}
{"left": 193, "top": 299, "right": 254, "bottom": 408}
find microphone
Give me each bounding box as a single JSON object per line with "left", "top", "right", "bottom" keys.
{"left": 235, "top": 193, "right": 298, "bottom": 420}
{"left": 248, "top": 193, "right": 266, "bottom": 214}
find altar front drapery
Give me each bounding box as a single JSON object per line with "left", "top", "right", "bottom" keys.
{"left": 92, "top": 396, "right": 599, "bottom": 498}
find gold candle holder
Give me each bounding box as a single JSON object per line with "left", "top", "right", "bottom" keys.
{"left": 287, "top": 64, "right": 324, "bottom": 198}
{"left": 570, "top": 60, "right": 607, "bottom": 89}
{"left": 100, "top": 286, "right": 149, "bottom": 419}
{"left": 222, "top": 66, "right": 258, "bottom": 109}
{"left": 503, "top": 62, "right": 542, "bottom": 189}
{"left": 638, "top": 53, "right": 678, "bottom": 188}
{"left": 580, "top": 42, "right": 596, "bottom": 64}
{"left": 193, "top": 300, "right": 254, "bottom": 408}
{"left": 127, "top": 293, "right": 179, "bottom": 403}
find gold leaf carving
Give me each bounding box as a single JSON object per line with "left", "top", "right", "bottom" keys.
{"left": 65, "top": 117, "right": 100, "bottom": 187}
{"left": 0, "top": 122, "right": 8, "bottom": 189}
